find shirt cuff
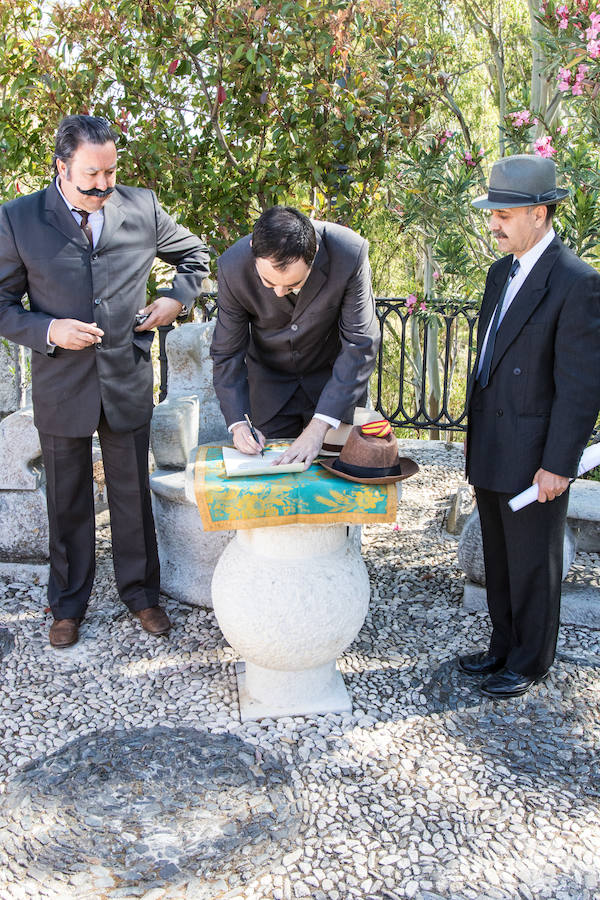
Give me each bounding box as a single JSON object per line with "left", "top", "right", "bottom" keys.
{"left": 314, "top": 413, "right": 341, "bottom": 429}
{"left": 228, "top": 420, "right": 245, "bottom": 433}
{"left": 47, "top": 320, "right": 57, "bottom": 350}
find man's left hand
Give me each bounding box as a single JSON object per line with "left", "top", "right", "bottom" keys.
{"left": 533, "top": 468, "right": 570, "bottom": 502}
{"left": 134, "top": 297, "right": 186, "bottom": 330}
{"left": 274, "top": 418, "right": 330, "bottom": 471}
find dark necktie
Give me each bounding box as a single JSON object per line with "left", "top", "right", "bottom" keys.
{"left": 74, "top": 208, "right": 93, "bottom": 247}
{"left": 477, "top": 258, "right": 520, "bottom": 388}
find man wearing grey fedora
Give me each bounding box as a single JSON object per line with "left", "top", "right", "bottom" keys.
{"left": 460, "top": 154, "right": 600, "bottom": 698}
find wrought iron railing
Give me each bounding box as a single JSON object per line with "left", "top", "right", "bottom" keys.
{"left": 158, "top": 295, "right": 480, "bottom": 433}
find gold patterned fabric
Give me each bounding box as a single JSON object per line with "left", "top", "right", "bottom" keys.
{"left": 193, "top": 445, "right": 397, "bottom": 532}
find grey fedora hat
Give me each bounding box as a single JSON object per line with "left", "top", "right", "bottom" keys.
{"left": 472, "top": 154, "right": 569, "bottom": 210}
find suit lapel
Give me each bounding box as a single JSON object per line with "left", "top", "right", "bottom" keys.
{"left": 489, "top": 237, "right": 561, "bottom": 377}
{"left": 95, "top": 190, "right": 125, "bottom": 251}
{"left": 43, "top": 179, "right": 90, "bottom": 249}
{"left": 290, "top": 237, "right": 329, "bottom": 321}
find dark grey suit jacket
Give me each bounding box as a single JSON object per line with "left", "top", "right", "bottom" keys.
{"left": 0, "top": 180, "right": 209, "bottom": 436}
{"left": 466, "top": 236, "right": 600, "bottom": 493}
{"left": 210, "top": 220, "right": 380, "bottom": 427}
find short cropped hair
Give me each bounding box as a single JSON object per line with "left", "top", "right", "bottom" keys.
{"left": 53, "top": 115, "right": 118, "bottom": 173}
{"left": 251, "top": 207, "right": 317, "bottom": 268}
{"left": 543, "top": 203, "right": 557, "bottom": 223}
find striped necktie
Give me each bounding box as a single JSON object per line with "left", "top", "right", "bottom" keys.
{"left": 477, "top": 258, "right": 520, "bottom": 388}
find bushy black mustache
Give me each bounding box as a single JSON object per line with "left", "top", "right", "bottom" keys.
{"left": 77, "top": 185, "right": 115, "bottom": 198}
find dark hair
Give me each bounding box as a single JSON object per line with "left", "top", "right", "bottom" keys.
{"left": 53, "top": 115, "right": 118, "bottom": 174}
{"left": 251, "top": 207, "right": 317, "bottom": 268}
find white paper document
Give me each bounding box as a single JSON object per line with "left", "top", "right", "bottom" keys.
{"left": 508, "top": 442, "right": 600, "bottom": 511}
{"left": 221, "top": 446, "right": 305, "bottom": 478}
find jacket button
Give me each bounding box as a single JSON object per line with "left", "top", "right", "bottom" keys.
{"left": 513, "top": 367, "right": 521, "bottom": 375}
{"left": 96, "top": 341, "right": 103, "bottom": 349}
{"left": 496, "top": 409, "right": 503, "bottom": 417}
{"left": 94, "top": 297, "right": 102, "bottom": 305}
{"left": 91, "top": 253, "right": 99, "bottom": 261}
{"left": 291, "top": 323, "right": 298, "bottom": 332}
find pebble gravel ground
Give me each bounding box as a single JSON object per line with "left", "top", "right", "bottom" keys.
{"left": 0, "top": 441, "right": 598, "bottom": 900}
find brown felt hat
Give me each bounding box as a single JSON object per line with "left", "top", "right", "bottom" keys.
{"left": 320, "top": 407, "right": 383, "bottom": 456}
{"left": 319, "top": 421, "right": 419, "bottom": 484}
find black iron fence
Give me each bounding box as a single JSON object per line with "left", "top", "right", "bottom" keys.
{"left": 158, "top": 295, "right": 480, "bottom": 433}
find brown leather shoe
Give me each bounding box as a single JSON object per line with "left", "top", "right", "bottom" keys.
{"left": 49, "top": 618, "right": 79, "bottom": 648}
{"left": 135, "top": 606, "right": 171, "bottom": 635}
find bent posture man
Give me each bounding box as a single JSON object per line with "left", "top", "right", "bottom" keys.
{"left": 461, "top": 155, "right": 600, "bottom": 698}
{"left": 0, "top": 114, "right": 209, "bottom": 647}
{"left": 210, "top": 206, "right": 380, "bottom": 467}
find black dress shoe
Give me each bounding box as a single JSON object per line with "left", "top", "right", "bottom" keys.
{"left": 458, "top": 650, "right": 506, "bottom": 676}
{"left": 480, "top": 667, "right": 549, "bottom": 699}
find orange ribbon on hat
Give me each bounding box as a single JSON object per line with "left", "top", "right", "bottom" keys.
{"left": 360, "top": 419, "right": 392, "bottom": 438}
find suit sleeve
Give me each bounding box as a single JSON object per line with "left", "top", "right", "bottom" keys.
{"left": 0, "top": 205, "right": 54, "bottom": 354}
{"left": 541, "top": 270, "right": 600, "bottom": 477}
{"left": 152, "top": 193, "right": 210, "bottom": 308}
{"left": 209, "top": 263, "right": 251, "bottom": 427}
{"left": 314, "top": 241, "right": 380, "bottom": 420}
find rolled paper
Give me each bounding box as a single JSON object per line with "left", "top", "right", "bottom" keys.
{"left": 361, "top": 419, "right": 392, "bottom": 438}
{"left": 508, "top": 442, "right": 600, "bottom": 512}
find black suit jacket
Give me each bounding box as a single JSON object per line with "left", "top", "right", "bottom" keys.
{"left": 466, "top": 236, "right": 600, "bottom": 493}
{"left": 210, "top": 220, "right": 380, "bottom": 427}
{"left": 0, "top": 180, "right": 209, "bottom": 436}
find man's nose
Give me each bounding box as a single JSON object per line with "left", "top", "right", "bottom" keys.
{"left": 273, "top": 285, "right": 288, "bottom": 297}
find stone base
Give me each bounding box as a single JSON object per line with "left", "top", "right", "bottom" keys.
{"left": 568, "top": 480, "right": 600, "bottom": 552}
{"left": 150, "top": 467, "right": 232, "bottom": 608}
{"left": 235, "top": 660, "right": 352, "bottom": 722}
{"left": 0, "top": 561, "right": 49, "bottom": 585}
{"left": 463, "top": 580, "right": 600, "bottom": 627}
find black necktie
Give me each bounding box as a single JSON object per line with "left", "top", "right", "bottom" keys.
{"left": 477, "top": 258, "right": 520, "bottom": 388}
{"left": 74, "top": 208, "right": 93, "bottom": 247}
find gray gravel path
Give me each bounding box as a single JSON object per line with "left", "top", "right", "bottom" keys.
{"left": 0, "top": 441, "right": 598, "bottom": 900}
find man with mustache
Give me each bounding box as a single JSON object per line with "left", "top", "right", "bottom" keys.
{"left": 461, "top": 155, "right": 600, "bottom": 698}
{"left": 0, "top": 114, "right": 209, "bottom": 647}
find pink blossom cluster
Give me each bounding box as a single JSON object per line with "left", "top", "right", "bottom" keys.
{"left": 463, "top": 148, "right": 484, "bottom": 167}
{"left": 509, "top": 109, "right": 539, "bottom": 127}
{"left": 439, "top": 129, "right": 454, "bottom": 145}
{"left": 558, "top": 62, "right": 590, "bottom": 92}
{"left": 405, "top": 294, "right": 427, "bottom": 314}
{"left": 534, "top": 135, "right": 557, "bottom": 157}
{"left": 586, "top": 11, "right": 600, "bottom": 57}
{"left": 557, "top": 3, "right": 571, "bottom": 29}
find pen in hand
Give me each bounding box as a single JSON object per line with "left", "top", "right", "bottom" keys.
{"left": 244, "top": 413, "right": 264, "bottom": 456}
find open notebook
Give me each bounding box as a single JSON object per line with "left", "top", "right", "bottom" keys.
{"left": 221, "top": 446, "right": 305, "bottom": 477}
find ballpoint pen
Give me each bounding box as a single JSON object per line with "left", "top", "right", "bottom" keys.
{"left": 244, "top": 413, "right": 264, "bottom": 456}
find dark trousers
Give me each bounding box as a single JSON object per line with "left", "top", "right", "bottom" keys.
{"left": 39, "top": 409, "right": 160, "bottom": 620}
{"left": 255, "top": 385, "right": 316, "bottom": 439}
{"left": 474, "top": 485, "right": 569, "bottom": 677}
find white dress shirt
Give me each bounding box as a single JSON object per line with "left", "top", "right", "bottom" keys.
{"left": 477, "top": 227, "right": 555, "bottom": 377}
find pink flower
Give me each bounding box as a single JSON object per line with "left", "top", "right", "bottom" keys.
{"left": 420, "top": 302, "right": 427, "bottom": 312}
{"left": 405, "top": 294, "right": 417, "bottom": 311}
{"left": 444, "top": 129, "right": 454, "bottom": 138}
{"left": 588, "top": 38, "right": 600, "bottom": 57}
{"left": 510, "top": 109, "right": 531, "bottom": 128}
{"left": 433, "top": 271, "right": 440, "bottom": 280}
{"left": 572, "top": 83, "right": 584, "bottom": 94}
{"left": 478, "top": 148, "right": 485, "bottom": 156}
{"left": 558, "top": 67, "right": 572, "bottom": 91}
{"left": 534, "top": 135, "right": 556, "bottom": 158}
{"left": 558, "top": 124, "right": 569, "bottom": 135}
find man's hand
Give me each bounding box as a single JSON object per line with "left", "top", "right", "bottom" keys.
{"left": 49, "top": 319, "right": 104, "bottom": 350}
{"left": 274, "top": 418, "right": 329, "bottom": 470}
{"left": 533, "top": 468, "right": 570, "bottom": 502}
{"left": 134, "top": 297, "right": 186, "bottom": 330}
{"left": 232, "top": 422, "right": 266, "bottom": 455}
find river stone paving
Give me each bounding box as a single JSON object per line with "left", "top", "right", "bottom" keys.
{"left": 0, "top": 440, "right": 598, "bottom": 900}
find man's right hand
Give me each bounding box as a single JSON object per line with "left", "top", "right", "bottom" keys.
{"left": 49, "top": 319, "right": 104, "bottom": 350}
{"left": 231, "top": 422, "right": 266, "bottom": 455}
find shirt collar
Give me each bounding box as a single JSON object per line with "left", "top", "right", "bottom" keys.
{"left": 55, "top": 176, "right": 104, "bottom": 218}
{"left": 513, "top": 227, "right": 555, "bottom": 278}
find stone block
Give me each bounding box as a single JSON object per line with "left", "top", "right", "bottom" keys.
{"left": 0, "top": 489, "right": 49, "bottom": 562}
{"left": 0, "top": 340, "right": 19, "bottom": 417}
{"left": 457, "top": 507, "right": 576, "bottom": 585}
{"left": 463, "top": 580, "right": 600, "bottom": 627}
{"left": 163, "top": 321, "right": 229, "bottom": 444}
{"left": 0, "top": 406, "right": 43, "bottom": 490}
{"left": 446, "top": 481, "right": 474, "bottom": 534}
{"left": 568, "top": 479, "right": 600, "bottom": 552}
{"left": 151, "top": 395, "right": 199, "bottom": 470}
